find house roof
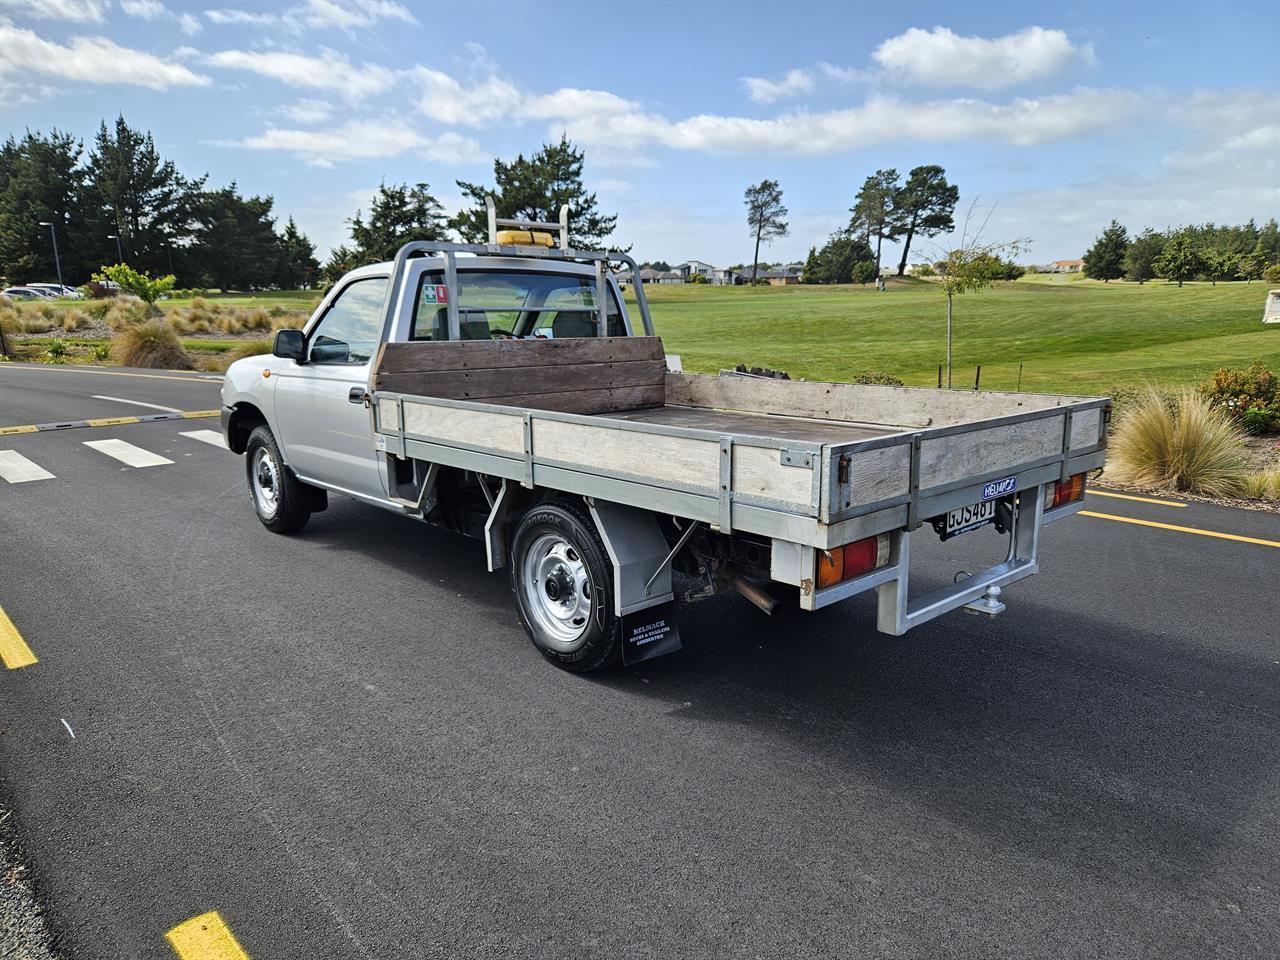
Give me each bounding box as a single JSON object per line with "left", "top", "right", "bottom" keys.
{"left": 1053, "top": 259, "right": 1084, "bottom": 266}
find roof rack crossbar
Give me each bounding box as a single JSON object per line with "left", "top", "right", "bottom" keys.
{"left": 485, "top": 195, "right": 570, "bottom": 250}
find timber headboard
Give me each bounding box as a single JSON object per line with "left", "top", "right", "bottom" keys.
{"left": 373, "top": 336, "right": 667, "bottom": 415}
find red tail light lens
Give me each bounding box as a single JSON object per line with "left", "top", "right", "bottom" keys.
{"left": 1052, "top": 473, "right": 1085, "bottom": 508}
{"left": 817, "top": 533, "right": 891, "bottom": 588}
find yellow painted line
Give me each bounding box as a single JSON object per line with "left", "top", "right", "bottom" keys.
{"left": 181, "top": 410, "right": 221, "bottom": 419}
{"left": 0, "top": 424, "right": 39, "bottom": 435}
{"left": 85, "top": 416, "right": 142, "bottom": 427}
{"left": 1079, "top": 510, "right": 1280, "bottom": 549}
{"left": 0, "top": 365, "right": 218, "bottom": 383}
{"left": 1087, "top": 489, "right": 1187, "bottom": 508}
{"left": 166, "top": 911, "right": 250, "bottom": 960}
{"left": 0, "top": 604, "right": 38, "bottom": 670}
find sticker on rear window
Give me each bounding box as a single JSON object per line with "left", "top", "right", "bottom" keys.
{"left": 421, "top": 284, "right": 448, "bottom": 304}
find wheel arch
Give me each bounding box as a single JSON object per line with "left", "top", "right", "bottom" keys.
{"left": 225, "top": 401, "right": 270, "bottom": 455}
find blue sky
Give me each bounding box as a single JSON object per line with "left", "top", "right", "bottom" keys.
{"left": 1, "top": 0, "right": 1276, "bottom": 267}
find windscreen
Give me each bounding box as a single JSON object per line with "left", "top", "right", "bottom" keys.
{"left": 410, "top": 270, "right": 627, "bottom": 341}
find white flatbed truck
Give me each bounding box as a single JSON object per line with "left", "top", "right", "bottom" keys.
{"left": 221, "top": 206, "right": 1110, "bottom": 672}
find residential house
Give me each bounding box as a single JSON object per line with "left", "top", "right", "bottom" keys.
{"left": 1050, "top": 259, "right": 1084, "bottom": 273}
{"left": 755, "top": 263, "right": 804, "bottom": 286}
{"left": 639, "top": 268, "right": 683, "bottom": 285}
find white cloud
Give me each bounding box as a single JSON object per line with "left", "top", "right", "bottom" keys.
{"left": 0, "top": 0, "right": 107, "bottom": 22}
{"left": 873, "top": 26, "right": 1093, "bottom": 90}
{"left": 120, "top": 0, "right": 166, "bottom": 18}
{"left": 816, "top": 62, "right": 873, "bottom": 85}
{"left": 278, "top": 97, "right": 333, "bottom": 124}
{"left": 0, "top": 24, "right": 210, "bottom": 89}
{"left": 409, "top": 68, "right": 521, "bottom": 125}
{"left": 203, "top": 0, "right": 412, "bottom": 31}
{"left": 518, "top": 88, "right": 639, "bottom": 121}
{"left": 224, "top": 120, "right": 483, "bottom": 167}
{"left": 207, "top": 48, "right": 395, "bottom": 100}
{"left": 178, "top": 12, "right": 200, "bottom": 33}
{"left": 204, "top": 7, "right": 276, "bottom": 25}
{"left": 741, "top": 68, "right": 813, "bottom": 104}
{"left": 558, "top": 88, "right": 1141, "bottom": 155}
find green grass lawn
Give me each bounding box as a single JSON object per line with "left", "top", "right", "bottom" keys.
{"left": 629, "top": 277, "right": 1280, "bottom": 394}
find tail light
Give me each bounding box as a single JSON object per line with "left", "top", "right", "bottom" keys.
{"left": 1052, "top": 473, "right": 1085, "bottom": 508}
{"left": 817, "top": 533, "right": 891, "bottom": 588}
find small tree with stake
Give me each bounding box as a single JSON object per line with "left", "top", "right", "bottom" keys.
{"left": 931, "top": 201, "right": 1026, "bottom": 389}
{"left": 744, "top": 179, "right": 789, "bottom": 286}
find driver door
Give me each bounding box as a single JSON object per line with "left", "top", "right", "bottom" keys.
{"left": 273, "top": 275, "right": 388, "bottom": 499}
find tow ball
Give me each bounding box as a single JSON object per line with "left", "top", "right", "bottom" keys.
{"left": 963, "top": 584, "right": 1007, "bottom": 618}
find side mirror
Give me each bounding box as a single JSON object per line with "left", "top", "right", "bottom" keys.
{"left": 273, "top": 329, "right": 306, "bottom": 362}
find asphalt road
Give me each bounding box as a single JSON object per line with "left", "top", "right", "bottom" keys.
{"left": 1, "top": 362, "right": 1277, "bottom": 959}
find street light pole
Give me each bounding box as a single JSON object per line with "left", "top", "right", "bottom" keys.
{"left": 38, "top": 221, "right": 64, "bottom": 289}
{"left": 107, "top": 234, "right": 123, "bottom": 264}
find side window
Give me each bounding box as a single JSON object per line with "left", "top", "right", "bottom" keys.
{"left": 308, "top": 277, "right": 387, "bottom": 364}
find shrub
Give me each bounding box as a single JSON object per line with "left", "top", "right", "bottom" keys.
{"left": 1240, "top": 471, "right": 1278, "bottom": 500}
{"left": 44, "top": 339, "right": 69, "bottom": 360}
{"left": 853, "top": 372, "right": 905, "bottom": 386}
{"left": 82, "top": 281, "right": 117, "bottom": 299}
{"left": 92, "top": 263, "right": 175, "bottom": 306}
{"left": 18, "top": 314, "right": 59, "bottom": 334}
{"left": 228, "top": 339, "right": 273, "bottom": 362}
{"left": 112, "top": 321, "right": 194, "bottom": 370}
{"left": 1200, "top": 361, "right": 1279, "bottom": 433}
{"left": 90, "top": 342, "right": 111, "bottom": 361}
{"left": 850, "top": 260, "right": 878, "bottom": 285}
{"left": 86, "top": 300, "right": 112, "bottom": 321}
{"left": 61, "top": 310, "right": 90, "bottom": 332}
{"left": 911, "top": 263, "right": 935, "bottom": 277}
{"left": 1264, "top": 263, "right": 1280, "bottom": 285}
{"left": 1108, "top": 391, "right": 1246, "bottom": 496}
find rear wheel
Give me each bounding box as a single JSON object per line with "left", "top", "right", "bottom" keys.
{"left": 245, "top": 425, "right": 314, "bottom": 534}
{"left": 510, "top": 500, "right": 621, "bottom": 672}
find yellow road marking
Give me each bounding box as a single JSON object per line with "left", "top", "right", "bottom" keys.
{"left": 0, "top": 365, "right": 218, "bottom": 383}
{"left": 85, "top": 416, "right": 142, "bottom": 427}
{"left": 182, "top": 410, "right": 221, "bottom": 418}
{"left": 0, "top": 605, "right": 38, "bottom": 670}
{"left": 166, "top": 911, "right": 250, "bottom": 960}
{"left": 1079, "top": 510, "right": 1280, "bottom": 549}
{"left": 0, "top": 425, "right": 39, "bottom": 435}
{"left": 1087, "top": 489, "right": 1187, "bottom": 507}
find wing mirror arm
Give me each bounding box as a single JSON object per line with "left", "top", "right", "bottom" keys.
{"left": 273, "top": 329, "right": 306, "bottom": 364}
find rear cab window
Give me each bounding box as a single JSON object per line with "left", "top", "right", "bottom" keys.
{"left": 410, "top": 270, "right": 628, "bottom": 341}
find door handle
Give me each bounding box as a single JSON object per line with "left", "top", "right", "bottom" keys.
{"left": 349, "top": 387, "right": 368, "bottom": 405}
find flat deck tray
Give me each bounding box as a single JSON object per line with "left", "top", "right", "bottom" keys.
{"left": 596, "top": 405, "right": 897, "bottom": 444}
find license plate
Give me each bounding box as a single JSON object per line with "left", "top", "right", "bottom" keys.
{"left": 941, "top": 500, "right": 996, "bottom": 539}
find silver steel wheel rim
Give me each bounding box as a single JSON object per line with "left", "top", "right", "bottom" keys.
{"left": 251, "top": 446, "right": 281, "bottom": 519}
{"left": 522, "top": 533, "right": 592, "bottom": 651}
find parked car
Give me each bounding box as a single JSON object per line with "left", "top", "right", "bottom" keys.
{"left": 27, "top": 283, "right": 83, "bottom": 299}
{"left": 1, "top": 286, "right": 52, "bottom": 300}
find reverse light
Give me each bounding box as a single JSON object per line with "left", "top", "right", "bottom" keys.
{"left": 817, "top": 533, "right": 892, "bottom": 588}
{"left": 1052, "top": 473, "right": 1085, "bottom": 508}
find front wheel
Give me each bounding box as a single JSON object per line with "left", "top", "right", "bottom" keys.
{"left": 510, "top": 500, "right": 621, "bottom": 673}
{"left": 244, "top": 425, "right": 315, "bottom": 534}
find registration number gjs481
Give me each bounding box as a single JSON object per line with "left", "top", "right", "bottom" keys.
{"left": 930, "top": 476, "right": 1016, "bottom": 541}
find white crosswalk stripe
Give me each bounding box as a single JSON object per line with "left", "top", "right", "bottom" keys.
{"left": 82, "top": 438, "right": 174, "bottom": 468}
{"left": 0, "top": 450, "right": 56, "bottom": 484}
{"left": 179, "top": 429, "right": 228, "bottom": 449}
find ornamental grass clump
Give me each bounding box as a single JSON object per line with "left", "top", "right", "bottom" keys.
{"left": 1109, "top": 391, "right": 1246, "bottom": 497}
{"left": 113, "top": 320, "right": 194, "bottom": 370}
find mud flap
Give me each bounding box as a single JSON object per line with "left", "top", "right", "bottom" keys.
{"left": 621, "top": 601, "right": 682, "bottom": 665}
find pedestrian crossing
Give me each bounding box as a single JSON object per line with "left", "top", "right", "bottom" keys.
{"left": 0, "top": 429, "right": 230, "bottom": 484}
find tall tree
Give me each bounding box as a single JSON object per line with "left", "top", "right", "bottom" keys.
{"left": 276, "top": 217, "right": 319, "bottom": 289}
{"left": 190, "top": 183, "right": 280, "bottom": 290}
{"left": 1155, "top": 231, "right": 1203, "bottom": 287}
{"left": 743, "top": 179, "right": 789, "bottom": 285}
{"left": 453, "top": 136, "right": 619, "bottom": 250}
{"left": 806, "top": 230, "right": 874, "bottom": 285}
{"left": 1124, "top": 229, "right": 1164, "bottom": 283}
{"left": 0, "top": 130, "right": 85, "bottom": 283}
{"left": 348, "top": 181, "right": 446, "bottom": 262}
{"left": 1203, "top": 249, "right": 1241, "bottom": 286}
{"left": 849, "top": 169, "right": 901, "bottom": 277}
{"left": 892, "top": 165, "right": 957, "bottom": 277}
{"left": 1239, "top": 242, "right": 1268, "bottom": 283}
{"left": 78, "top": 116, "right": 202, "bottom": 279}
{"left": 1082, "top": 220, "right": 1129, "bottom": 282}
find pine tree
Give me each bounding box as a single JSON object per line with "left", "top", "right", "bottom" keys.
{"left": 743, "top": 179, "right": 789, "bottom": 285}
{"left": 1124, "top": 229, "right": 1164, "bottom": 283}
{"left": 348, "top": 181, "right": 446, "bottom": 262}
{"left": 849, "top": 169, "right": 901, "bottom": 276}
{"left": 892, "top": 165, "right": 958, "bottom": 277}
{"left": 1155, "top": 232, "right": 1203, "bottom": 287}
{"left": 801, "top": 246, "right": 819, "bottom": 284}
{"left": 1082, "top": 220, "right": 1129, "bottom": 282}
{"left": 453, "top": 136, "right": 618, "bottom": 250}
{"left": 276, "top": 218, "right": 319, "bottom": 289}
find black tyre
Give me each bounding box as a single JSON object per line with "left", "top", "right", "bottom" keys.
{"left": 510, "top": 499, "right": 621, "bottom": 673}
{"left": 244, "top": 425, "right": 315, "bottom": 534}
